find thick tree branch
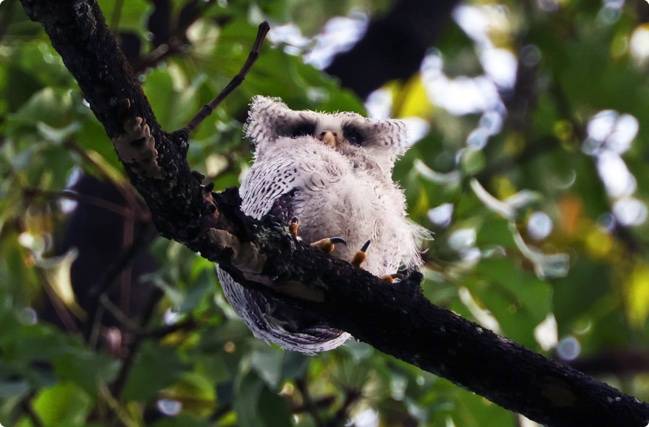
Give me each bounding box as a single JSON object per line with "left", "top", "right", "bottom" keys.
{"left": 19, "top": 1, "right": 649, "bottom": 427}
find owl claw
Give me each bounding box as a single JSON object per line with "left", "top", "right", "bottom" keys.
{"left": 289, "top": 217, "right": 301, "bottom": 240}
{"left": 311, "top": 236, "right": 347, "bottom": 253}
{"left": 382, "top": 274, "right": 400, "bottom": 284}
{"left": 352, "top": 240, "right": 371, "bottom": 267}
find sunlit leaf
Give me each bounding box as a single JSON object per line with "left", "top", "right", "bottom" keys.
{"left": 625, "top": 263, "right": 649, "bottom": 328}
{"left": 37, "top": 249, "right": 86, "bottom": 319}
{"left": 36, "top": 121, "right": 80, "bottom": 144}
{"left": 32, "top": 382, "right": 92, "bottom": 427}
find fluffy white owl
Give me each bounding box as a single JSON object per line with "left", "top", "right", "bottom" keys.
{"left": 217, "top": 96, "right": 428, "bottom": 353}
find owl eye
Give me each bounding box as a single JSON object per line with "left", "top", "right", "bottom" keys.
{"left": 343, "top": 125, "right": 365, "bottom": 146}
{"left": 287, "top": 121, "right": 316, "bottom": 138}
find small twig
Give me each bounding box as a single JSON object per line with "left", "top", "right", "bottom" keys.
{"left": 65, "top": 140, "right": 147, "bottom": 215}
{"left": 182, "top": 21, "right": 270, "bottom": 134}
{"left": 134, "top": 42, "right": 178, "bottom": 73}
{"left": 295, "top": 378, "right": 325, "bottom": 427}
{"left": 98, "top": 315, "right": 199, "bottom": 341}
{"left": 99, "top": 294, "right": 140, "bottom": 332}
{"left": 83, "top": 223, "right": 157, "bottom": 343}
{"left": 88, "top": 302, "right": 106, "bottom": 349}
{"left": 208, "top": 402, "right": 233, "bottom": 422}
{"left": 65, "top": 140, "right": 117, "bottom": 182}
{"left": 98, "top": 384, "right": 138, "bottom": 427}
{"left": 23, "top": 187, "right": 140, "bottom": 219}
{"left": 35, "top": 269, "right": 80, "bottom": 333}
{"left": 87, "top": 224, "right": 156, "bottom": 300}
{"left": 138, "top": 316, "right": 197, "bottom": 339}
{"left": 21, "top": 396, "right": 44, "bottom": 427}
{"left": 110, "top": 286, "right": 163, "bottom": 397}
{"left": 292, "top": 395, "right": 337, "bottom": 414}
{"left": 325, "top": 388, "right": 361, "bottom": 427}
{"left": 133, "top": 1, "right": 224, "bottom": 74}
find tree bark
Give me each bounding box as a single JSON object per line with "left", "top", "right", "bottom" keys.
{"left": 18, "top": 1, "right": 649, "bottom": 426}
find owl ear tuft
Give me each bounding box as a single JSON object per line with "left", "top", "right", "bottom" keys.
{"left": 376, "top": 119, "right": 409, "bottom": 155}
{"left": 244, "top": 96, "right": 291, "bottom": 145}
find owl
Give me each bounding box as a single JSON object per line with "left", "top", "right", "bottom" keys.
{"left": 217, "top": 96, "right": 428, "bottom": 353}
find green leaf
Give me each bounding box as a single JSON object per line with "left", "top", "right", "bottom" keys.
{"left": 97, "top": 0, "right": 150, "bottom": 31}
{"left": 256, "top": 385, "right": 292, "bottom": 426}
{"left": 36, "top": 122, "right": 81, "bottom": 145}
{"left": 280, "top": 351, "right": 309, "bottom": 379}
{"left": 52, "top": 349, "right": 119, "bottom": 396}
{"left": 122, "top": 342, "right": 185, "bottom": 401}
{"left": 7, "top": 87, "right": 73, "bottom": 131}
{"left": 251, "top": 348, "right": 283, "bottom": 389}
{"left": 234, "top": 372, "right": 291, "bottom": 427}
{"left": 32, "top": 382, "right": 92, "bottom": 427}
{"left": 233, "top": 372, "right": 264, "bottom": 427}
{"left": 460, "top": 147, "right": 486, "bottom": 175}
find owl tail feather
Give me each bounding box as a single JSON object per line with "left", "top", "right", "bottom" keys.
{"left": 217, "top": 268, "right": 350, "bottom": 354}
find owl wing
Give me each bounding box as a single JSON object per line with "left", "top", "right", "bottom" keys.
{"left": 239, "top": 149, "right": 344, "bottom": 219}
{"left": 239, "top": 156, "right": 299, "bottom": 219}
{"left": 219, "top": 148, "right": 350, "bottom": 354}
{"left": 217, "top": 268, "right": 350, "bottom": 354}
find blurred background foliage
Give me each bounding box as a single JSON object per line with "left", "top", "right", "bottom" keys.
{"left": 1, "top": 0, "right": 649, "bottom": 425}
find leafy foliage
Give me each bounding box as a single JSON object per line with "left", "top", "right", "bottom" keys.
{"left": 1, "top": 0, "right": 649, "bottom": 426}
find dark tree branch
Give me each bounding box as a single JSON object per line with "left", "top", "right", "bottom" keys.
{"left": 133, "top": 0, "right": 228, "bottom": 73}
{"left": 291, "top": 395, "right": 336, "bottom": 415}
{"left": 324, "top": 387, "right": 361, "bottom": 427}
{"left": 138, "top": 316, "right": 197, "bottom": 339}
{"left": 18, "top": 1, "right": 649, "bottom": 427}
{"left": 134, "top": 40, "right": 183, "bottom": 74}
{"left": 20, "top": 396, "right": 44, "bottom": 427}
{"left": 208, "top": 402, "right": 233, "bottom": 422}
{"left": 22, "top": 187, "right": 144, "bottom": 219}
{"left": 325, "top": 0, "right": 460, "bottom": 98}
{"left": 569, "top": 349, "right": 649, "bottom": 377}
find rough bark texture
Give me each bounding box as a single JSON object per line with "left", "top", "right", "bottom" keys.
{"left": 18, "top": 1, "right": 649, "bottom": 426}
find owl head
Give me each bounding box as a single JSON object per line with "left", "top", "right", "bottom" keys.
{"left": 244, "top": 96, "right": 409, "bottom": 174}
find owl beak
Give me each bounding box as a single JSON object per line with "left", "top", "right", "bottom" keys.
{"left": 318, "top": 130, "right": 338, "bottom": 148}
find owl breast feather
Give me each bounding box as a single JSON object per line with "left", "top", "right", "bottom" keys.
{"left": 240, "top": 137, "right": 421, "bottom": 277}
{"left": 218, "top": 136, "right": 424, "bottom": 353}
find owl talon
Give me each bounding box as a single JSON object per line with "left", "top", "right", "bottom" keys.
{"left": 352, "top": 240, "right": 371, "bottom": 267}
{"left": 382, "top": 274, "right": 400, "bottom": 284}
{"left": 289, "top": 217, "right": 301, "bottom": 240}
{"left": 311, "top": 237, "right": 346, "bottom": 253}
